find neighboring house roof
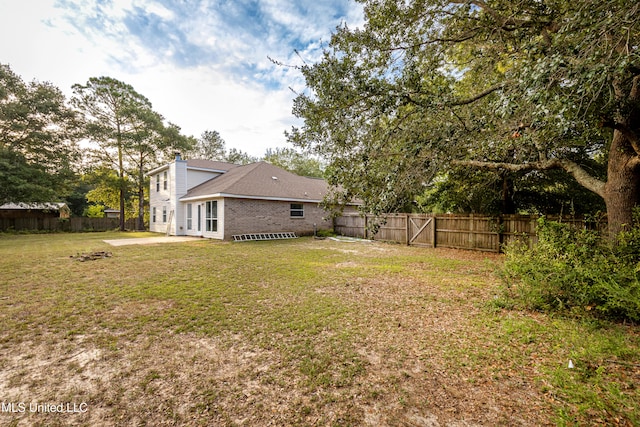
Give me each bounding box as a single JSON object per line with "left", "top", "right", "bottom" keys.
{"left": 0, "top": 202, "right": 69, "bottom": 211}
{"left": 181, "top": 162, "right": 328, "bottom": 202}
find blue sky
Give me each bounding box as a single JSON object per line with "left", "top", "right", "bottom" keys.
{"left": 0, "top": 0, "right": 363, "bottom": 156}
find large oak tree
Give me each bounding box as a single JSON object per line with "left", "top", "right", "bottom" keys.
{"left": 289, "top": 0, "right": 640, "bottom": 236}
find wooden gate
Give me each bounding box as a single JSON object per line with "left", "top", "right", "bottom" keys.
{"left": 407, "top": 215, "right": 434, "bottom": 247}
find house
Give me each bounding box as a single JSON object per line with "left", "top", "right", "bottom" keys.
{"left": 148, "top": 154, "right": 334, "bottom": 240}
{"left": 0, "top": 202, "right": 71, "bottom": 220}
{"left": 103, "top": 208, "right": 120, "bottom": 219}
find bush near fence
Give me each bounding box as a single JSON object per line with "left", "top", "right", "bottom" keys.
{"left": 0, "top": 217, "right": 139, "bottom": 232}
{"left": 333, "top": 213, "right": 607, "bottom": 253}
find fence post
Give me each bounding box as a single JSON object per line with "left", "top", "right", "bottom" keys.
{"left": 364, "top": 215, "right": 368, "bottom": 240}
{"left": 497, "top": 215, "right": 504, "bottom": 253}
{"left": 405, "top": 214, "right": 410, "bottom": 245}
{"left": 469, "top": 214, "right": 475, "bottom": 250}
{"left": 432, "top": 215, "right": 437, "bottom": 248}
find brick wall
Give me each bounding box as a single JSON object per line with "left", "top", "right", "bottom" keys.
{"left": 223, "top": 198, "right": 332, "bottom": 239}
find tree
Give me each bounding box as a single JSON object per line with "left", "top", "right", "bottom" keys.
{"left": 289, "top": 1, "right": 639, "bottom": 236}
{"left": 0, "top": 63, "right": 80, "bottom": 203}
{"left": 125, "top": 118, "right": 194, "bottom": 230}
{"left": 84, "top": 165, "right": 135, "bottom": 220}
{"left": 187, "top": 130, "right": 226, "bottom": 160}
{"left": 417, "top": 166, "right": 607, "bottom": 216}
{"left": 225, "top": 147, "right": 257, "bottom": 165}
{"left": 263, "top": 147, "right": 325, "bottom": 178}
{"left": 72, "top": 77, "right": 191, "bottom": 230}
{"left": 184, "top": 129, "right": 258, "bottom": 165}
{"left": 72, "top": 77, "right": 144, "bottom": 230}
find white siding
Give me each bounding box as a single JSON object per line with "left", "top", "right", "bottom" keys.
{"left": 170, "top": 160, "right": 188, "bottom": 236}
{"left": 187, "top": 169, "right": 223, "bottom": 190}
{"left": 149, "top": 159, "right": 190, "bottom": 236}
{"left": 149, "top": 167, "right": 170, "bottom": 233}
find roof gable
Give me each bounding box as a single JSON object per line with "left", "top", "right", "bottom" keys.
{"left": 181, "top": 162, "right": 328, "bottom": 202}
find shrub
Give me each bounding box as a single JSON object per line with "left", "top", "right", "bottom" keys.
{"left": 500, "top": 213, "right": 640, "bottom": 323}
{"left": 315, "top": 229, "right": 337, "bottom": 238}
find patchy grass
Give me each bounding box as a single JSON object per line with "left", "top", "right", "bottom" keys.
{"left": 0, "top": 232, "right": 638, "bottom": 426}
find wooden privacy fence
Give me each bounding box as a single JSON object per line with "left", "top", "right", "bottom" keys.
{"left": 0, "top": 217, "right": 138, "bottom": 232}
{"left": 334, "top": 213, "right": 605, "bottom": 253}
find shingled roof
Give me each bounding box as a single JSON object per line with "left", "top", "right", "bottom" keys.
{"left": 186, "top": 159, "right": 239, "bottom": 171}
{"left": 181, "top": 162, "right": 328, "bottom": 202}
{"left": 0, "top": 202, "right": 69, "bottom": 211}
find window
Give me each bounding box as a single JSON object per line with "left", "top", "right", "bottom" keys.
{"left": 152, "top": 207, "right": 156, "bottom": 223}
{"left": 163, "top": 171, "right": 168, "bottom": 190}
{"left": 290, "top": 203, "right": 304, "bottom": 217}
{"left": 156, "top": 174, "right": 160, "bottom": 192}
{"left": 206, "top": 201, "right": 218, "bottom": 232}
{"left": 186, "top": 204, "right": 192, "bottom": 230}
{"left": 162, "top": 206, "right": 167, "bottom": 223}
{"left": 197, "top": 205, "right": 202, "bottom": 232}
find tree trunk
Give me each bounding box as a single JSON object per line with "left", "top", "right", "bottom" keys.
{"left": 118, "top": 141, "right": 126, "bottom": 232}
{"left": 603, "top": 129, "right": 640, "bottom": 237}
{"left": 500, "top": 172, "right": 516, "bottom": 215}
{"left": 119, "top": 186, "right": 125, "bottom": 232}
{"left": 137, "top": 179, "right": 145, "bottom": 231}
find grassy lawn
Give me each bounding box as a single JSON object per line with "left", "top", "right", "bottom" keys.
{"left": 0, "top": 232, "right": 638, "bottom": 426}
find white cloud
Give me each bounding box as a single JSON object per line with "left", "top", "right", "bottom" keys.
{"left": 0, "top": 0, "right": 363, "bottom": 157}
{"left": 142, "top": 1, "right": 174, "bottom": 20}
{"left": 125, "top": 63, "right": 300, "bottom": 155}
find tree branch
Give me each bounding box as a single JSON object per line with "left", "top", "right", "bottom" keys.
{"left": 602, "top": 119, "right": 640, "bottom": 156}
{"left": 403, "top": 83, "right": 504, "bottom": 109}
{"left": 630, "top": 74, "right": 640, "bottom": 102}
{"left": 450, "top": 83, "right": 505, "bottom": 106}
{"left": 613, "top": 124, "right": 640, "bottom": 155}
{"left": 451, "top": 0, "right": 543, "bottom": 31}
{"left": 454, "top": 158, "right": 606, "bottom": 198}
{"left": 391, "top": 28, "right": 482, "bottom": 51}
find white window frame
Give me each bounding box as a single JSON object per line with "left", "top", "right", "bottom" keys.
{"left": 186, "top": 204, "right": 193, "bottom": 230}
{"left": 205, "top": 201, "right": 218, "bottom": 232}
{"left": 290, "top": 203, "right": 304, "bottom": 218}
{"left": 162, "top": 206, "right": 167, "bottom": 223}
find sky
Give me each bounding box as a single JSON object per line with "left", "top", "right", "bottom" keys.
{"left": 0, "top": 0, "right": 364, "bottom": 157}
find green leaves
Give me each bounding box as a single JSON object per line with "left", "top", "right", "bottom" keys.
{"left": 289, "top": 0, "right": 640, "bottom": 226}
{"left": 0, "top": 63, "right": 80, "bottom": 203}
{"left": 72, "top": 76, "right": 194, "bottom": 228}
{"left": 501, "top": 217, "right": 640, "bottom": 322}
